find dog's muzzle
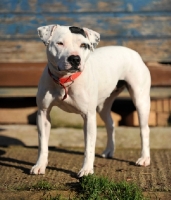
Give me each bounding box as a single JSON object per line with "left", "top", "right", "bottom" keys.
{"left": 67, "top": 55, "right": 81, "bottom": 70}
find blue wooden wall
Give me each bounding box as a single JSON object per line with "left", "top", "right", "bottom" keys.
{"left": 0, "top": 0, "right": 171, "bottom": 62}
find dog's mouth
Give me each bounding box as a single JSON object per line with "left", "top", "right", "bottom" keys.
{"left": 58, "top": 65, "right": 81, "bottom": 73}
{"left": 68, "top": 65, "right": 81, "bottom": 72}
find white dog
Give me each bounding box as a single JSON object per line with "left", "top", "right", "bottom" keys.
{"left": 30, "top": 25, "right": 151, "bottom": 177}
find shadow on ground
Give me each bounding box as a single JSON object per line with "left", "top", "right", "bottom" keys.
{"left": 0, "top": 143, "right": 171, "bottom": 199}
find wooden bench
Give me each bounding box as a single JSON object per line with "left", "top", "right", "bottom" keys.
{"left": 0, "top": 0, "right": 171, "bottom": 126}
{"left": 0, "top": 62, "right": 170, "bottom": 97}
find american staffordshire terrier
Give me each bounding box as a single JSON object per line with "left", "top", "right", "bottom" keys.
{"left": 30, "top": 25, "right": 151, "bottom": 177}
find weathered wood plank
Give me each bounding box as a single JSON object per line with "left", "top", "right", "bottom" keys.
{"left": 0, "top": 87, "right": 37, "bottom": 97}
{"left": 101, "top": 39, "right": 171, "bottom": 62}
{"left": 0, "top": 107, "right": 37, "bottom": 124}
{"left": 147, "top": 65, "right": 171, "bottom": 86}
{"left": 156, "top": 112, "right": 170, "bottom": 126}
{"left": 0, "top": 62, "right": 171, "bottom": 87}
{"left": 125, "top": 111, "right": 157, "bottom": 126}
{"left": 0, "top": 13, "right": 171, "bottom": 38}
{"left": 0, "top": 0, "right": 171, "bottom": 13}
{"left": 0, "top": 39, "right": 170, "bottom": 62}
{"left": 0, "top": 87, "right": 170, "bottom": 98}
{"left": 151, "top": 98, "right": 171, "bottom": 112}
{"left": 0, "top": 41, "right": 46, "bottom": 63}
{"left": 0, "top": 63, "right": 45, "bottom": 86}
{"left": 119, "top": 87, "right": 171, "bottom": 99}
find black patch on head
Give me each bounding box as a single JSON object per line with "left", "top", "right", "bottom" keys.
{"left": 69, "top": 26, "right": 86, "bottom": 38}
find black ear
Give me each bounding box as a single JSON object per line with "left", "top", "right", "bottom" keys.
{"left": 37, "top": 25, "right": 58, "bottom": 46}
{"left": 83, "top": 27, "right": 100, "bottom": 51}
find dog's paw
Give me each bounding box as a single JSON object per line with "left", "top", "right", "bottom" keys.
{"left": 101, "top": 148, "right": 114, "bottom": 158}
{"left": 30, "top": 163, "right": 47, "bottom": 175}
{"left": 136, "top": 157, "right": 150, "bottom": 167}
{"left": 77, "top": 167, "right": 94, "bottom": 178}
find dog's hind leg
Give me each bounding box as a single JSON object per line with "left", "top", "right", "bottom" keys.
{"left": 97, "top": 86, "right": 124, "bottom": 158}
{"left": 135, "top": 102, "right": 151, "bottom": 167}
{"left": 126, "top": 66, "right": 151, "bottom": 166}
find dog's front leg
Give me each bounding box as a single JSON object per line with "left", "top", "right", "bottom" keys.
{"left": 30, "top": 109, "right": 51, "bottom": 174}
{"left": 78, "top": 112, "right": 97, "bottom": 177}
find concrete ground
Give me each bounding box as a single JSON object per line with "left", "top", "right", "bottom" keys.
{"left": 0, "top": 125, "right": 171, "bottom": 199}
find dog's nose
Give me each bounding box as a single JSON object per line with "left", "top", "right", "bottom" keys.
{"left": 67, "top": 55, "right": 81, "bottom": 69}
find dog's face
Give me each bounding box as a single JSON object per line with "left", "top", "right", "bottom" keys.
{"left": 37, "top": 25, "right": 100, "bottom": 72}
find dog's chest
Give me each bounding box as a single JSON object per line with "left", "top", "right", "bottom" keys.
{"left": 53, "top": 89, "right": 88, "bottom": 115}
{"left": 54, "top": 98, "right": 80, "bottom": 114}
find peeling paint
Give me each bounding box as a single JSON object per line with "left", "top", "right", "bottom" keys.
{"left": 0, "top": 0, "right": 171, "bottom": 13}
{"left": 0, "top": 0, "right": 170, "bottom": 62}
{"left": 0, "top": 13, "right": 171, "bottom": 38}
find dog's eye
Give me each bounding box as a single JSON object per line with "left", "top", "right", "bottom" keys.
{"left": 80, "top": 43, "right": 90, "bottom": 49}
{"left": 80, "top": 43, "right": 86, "bottom": 48}
{"left": 57, "top": 42, "right": 63, "bottom": 46}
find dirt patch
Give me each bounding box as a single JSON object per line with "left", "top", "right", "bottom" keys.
{"left": 0, "top": 146, "right": 171, "bottom": 199}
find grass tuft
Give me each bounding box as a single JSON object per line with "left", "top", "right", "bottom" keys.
{"left": 15, "top": 176, "right": 149, "bottom": 200}
{"left": 14, "top": 180, "right": 56, "bottom": 192}
{"left": 30, "top": 180, "right": 55, "bottom": 191}
{"left": 74, "top": 175, "right": 148, "bottom": 200}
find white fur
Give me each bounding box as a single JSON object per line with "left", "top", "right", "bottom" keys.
{"left": 30, "top": 25, "right": 151, "bottom": 177}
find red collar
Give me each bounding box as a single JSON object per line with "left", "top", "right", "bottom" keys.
{"left": 48, "top": 67, "right": 81, "bottom": 100}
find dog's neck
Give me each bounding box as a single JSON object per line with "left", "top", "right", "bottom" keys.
{"left": 47, "top": 63, "right": 81, "bottom": 100}
{"left": 47, "top": 62, "right": 68, "bottom": 77}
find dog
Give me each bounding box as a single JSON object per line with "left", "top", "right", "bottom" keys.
{"left": 30, "top": 25, "right": 151, "bottom": 177}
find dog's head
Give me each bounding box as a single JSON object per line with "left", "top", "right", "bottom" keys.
{"left": 37, "top": 25, "right": 100, "bottom": 72}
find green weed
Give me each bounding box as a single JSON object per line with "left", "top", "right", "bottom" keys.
{"left": 30, "top": 180, "right": 55, "bottom": 191}
{"left": 14, "top": 180, "right": 55, "bottom": 191}
{"left": 15, "top": 176, "right": 149, "bottom": 200}
{"left": 74, "top": 175, "right": 148, "bottom": 200}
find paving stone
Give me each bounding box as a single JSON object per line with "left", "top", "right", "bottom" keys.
{"left": 0, "top": 146, "right": 171, "bottom": 199}
{"left": 0, "top": 125, "right": 171, "bottom": 199}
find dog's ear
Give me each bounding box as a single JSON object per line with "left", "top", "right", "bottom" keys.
{"left": 83, "top": 28, "right": 100, "bottom": 51}
{"left": 37, "top": 25, "right": 58, "bottom": 46}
